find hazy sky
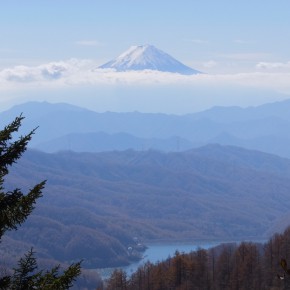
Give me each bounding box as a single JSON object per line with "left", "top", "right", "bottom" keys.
{"left": 1, "top": 1, "right": 290, "bottom": 114}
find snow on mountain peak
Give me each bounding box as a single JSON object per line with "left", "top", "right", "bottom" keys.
{"left": 99, "top": 44, "right": 202, "bottom": 75}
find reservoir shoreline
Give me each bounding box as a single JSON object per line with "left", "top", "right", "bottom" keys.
{"left": 98, "top": 238, "right": 266, "bottom": 279}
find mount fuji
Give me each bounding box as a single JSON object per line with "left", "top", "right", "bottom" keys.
{"left": 98, "top": 45, "right": 202, "bottom": 75}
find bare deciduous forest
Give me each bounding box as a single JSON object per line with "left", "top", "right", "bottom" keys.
{"left": 105, "top": 226, "right": 290, "bottom": 290}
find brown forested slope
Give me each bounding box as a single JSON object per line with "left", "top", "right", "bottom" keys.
{"left": 106, "top": 226, "right": 290, "bottom": 290}
{"left": 3, "top": 145, "right": 290, "bottom": 268}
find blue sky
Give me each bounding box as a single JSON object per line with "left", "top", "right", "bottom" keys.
{"left": 1, "top": 1, "right": 290, "bottom": 113}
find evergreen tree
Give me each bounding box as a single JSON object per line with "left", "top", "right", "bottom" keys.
{"left": 0, "top": 115, "right": 81, "bottom": 289}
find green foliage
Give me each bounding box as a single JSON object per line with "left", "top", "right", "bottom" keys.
{"left": 0, "top": 115, "right": 81, "bottom": 289}
{"left": 12, "top": 249, "right": 38, "bottom": 289}
{"left": 0, "top": 249, "right": 81, "bottom": 290}
{"left": 0, "top": 115, "right": 45, "bottom": 239}
{"left": 0, "top": 115, "right": 35, "bottom": 176}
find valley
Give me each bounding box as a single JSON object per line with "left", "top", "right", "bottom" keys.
{"left": 3, "top": 144, "right": 290, "bottom": 269}
{"left": 2, "top": 100, "right": 290, "bottom": 288}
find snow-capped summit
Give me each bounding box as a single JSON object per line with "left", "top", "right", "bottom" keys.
{"left": 98, "top": 45, "right": 201, "bottom": 75}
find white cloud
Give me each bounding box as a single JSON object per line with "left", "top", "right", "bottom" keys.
{"left": 233, "top": 39, "right": 250, "bottom": 44}
{"left": 0, "top": 62, "right": 70, "bottom": 83}
{"left": 256, "top": 61, "right": 290, "bottom": 70}
{"left": 185, "top": 38, "right": 208, "bottom": 44}
{"left": 75, "top": 40, "right": 104, "bottom": 47}
{"left": 219, "top": 53, "right": 271, "bottom": 61}
{"left": 2, "top": 66, "right": 37, "bottom": 82}
{"left": 203, "top": 60, "right": 218, "bottom": 68}
{"left": 1, "top": 59, "right": 290, "bottom": 108}
{"left": 0, "top": 59, "right": 94, "bottom": 84}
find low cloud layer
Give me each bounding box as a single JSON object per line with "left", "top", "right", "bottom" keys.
{"left": 1, "top": 58, "right": 290, "bottom": 88}
{"left": 256, "top": 61, "right": 290, "bottom": 70}
{"left": 1, "top": 59, "right": 290, "bottom": 114}
{"left": 75, "top": 40, "right": 104, "bottom": 47}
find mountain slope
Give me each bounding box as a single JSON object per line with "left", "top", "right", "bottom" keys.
{"left": 35, "top": 132, "right": 194, "bottom": 153}
{"left": 2, "top": 99, "right": 290, "bottom": 157}
{"left": 5, "top": 145, "right": 290, "bottom": 268}
{"left": 99, "top": 45, "right": 201, "bottom": 74}
{"left": 191, "top": 98, "right": 290, "bottom": 122}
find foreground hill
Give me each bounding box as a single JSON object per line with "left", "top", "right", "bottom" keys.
{"left": 3, "top": 145, "right": 290, "bottom": 268}
{"left": 106, "top": 227, "right": 290, "bottom": 290}
{"left": 2, "top": 99, "right": 290, "bottom": 157}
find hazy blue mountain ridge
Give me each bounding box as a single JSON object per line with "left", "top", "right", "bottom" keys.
{"left": 191, "top": 98, "right": 290, "bottom": 122}
{"left": 36, "top": 132, "right": 195, "bottom": 153}
{"left": 1, "top": 99, "right": 290, "bottom": 157}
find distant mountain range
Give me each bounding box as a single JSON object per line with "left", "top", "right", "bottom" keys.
{"left": 4, "top": 145, "right": 290, "bottom": 268}
{"left": 2, "top": 99, "right": 290, "bottom": 268}
{"left": 1, "top": 99, "right": 290, "bottom": 158}
{"left": 98, "top": 44, "right": 201, "bottom": 74}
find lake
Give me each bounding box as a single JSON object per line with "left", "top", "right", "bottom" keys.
{"left": 97, "top": 240, "right": 226, "bottom": 279}
{"left": 124, "top": 241, "right": 222, "bottom": 275}
{"left": 97, "top": 238, "right": 267, "bottom": 279}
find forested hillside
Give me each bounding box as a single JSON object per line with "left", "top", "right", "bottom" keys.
{"left": 106, "top": 226, "right": 290, "bottom": 290}
{"left": 3, "top": 145, "right": 290, "bottom": 270}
